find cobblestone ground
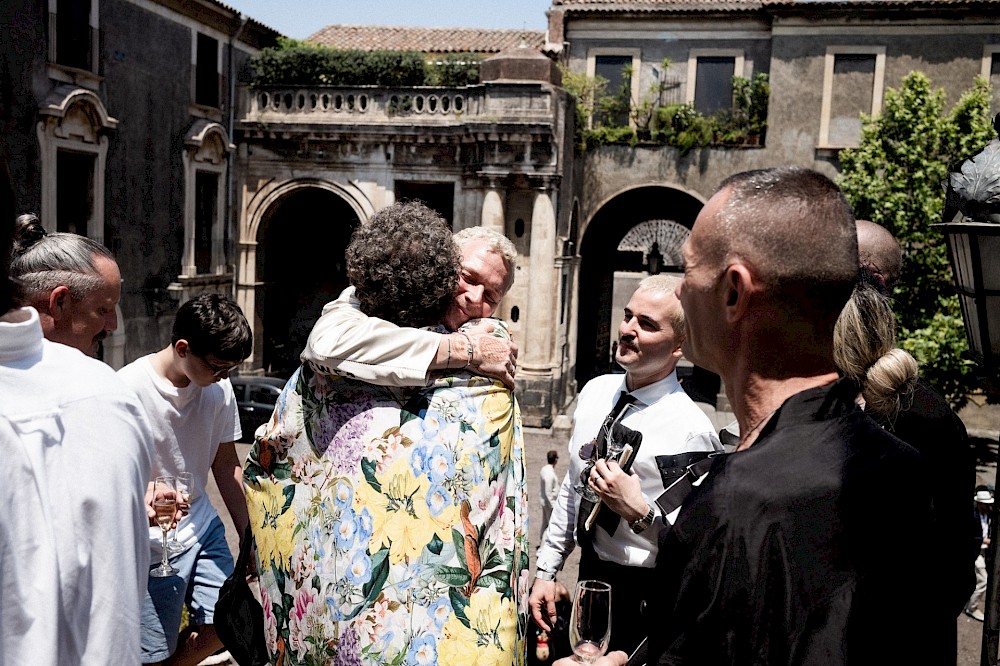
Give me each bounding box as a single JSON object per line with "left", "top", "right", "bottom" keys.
{"left": 215, "top": 398, "right": 999, "bottom": 665}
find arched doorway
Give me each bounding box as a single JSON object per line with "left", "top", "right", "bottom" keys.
{"left": 256, "top": 187, "right": 361, "bottom": 376}
{"left": 575, "top": 185, "right": 704, "bottom": 387}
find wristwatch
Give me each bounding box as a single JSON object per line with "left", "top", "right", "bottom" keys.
{"left": 630, "top": 504, "right": 656, "bottom": 534}
{"left": 535, "top": 568, "right": 557, "bottom": 581}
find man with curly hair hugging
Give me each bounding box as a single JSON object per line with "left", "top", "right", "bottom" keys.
{"left": 244, "top": 201, "right": 528, "bottom": 666}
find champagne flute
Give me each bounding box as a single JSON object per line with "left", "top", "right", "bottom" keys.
{"left": 149, "top": 476, "right": 179, "bottom": 578}
{"left": 606, "top": 403, "right": 642, "bottom": 463}
{"left": 570, "top": 580, "right": 612, "bottom": 663}
{"left": 166, "top": 472, "right": 193, "bottom": 554}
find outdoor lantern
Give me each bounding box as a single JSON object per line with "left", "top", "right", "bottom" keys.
{"left": 939, "top": 112, "right": 1000, "bottom": 666}
{"left": 940, "top": 114, "right": 1000, "bottom": 373}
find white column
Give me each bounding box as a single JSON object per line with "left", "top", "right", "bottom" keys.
{"left": 481, "top": 184, "right": 505, "bottom": 234}
{"left": 181, "top": 151, "right": 197, "bottom": 275}
{"left": 523, "top": 187, "right": 556, "bottom": 369}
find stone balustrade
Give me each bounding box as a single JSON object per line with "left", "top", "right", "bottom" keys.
{"left": 239, "top": 83, "right": 558, "bottom": 127}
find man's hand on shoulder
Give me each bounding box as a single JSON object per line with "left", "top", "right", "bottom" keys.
{"left": 457, "top": 320, "right": 519, "bottom": 390}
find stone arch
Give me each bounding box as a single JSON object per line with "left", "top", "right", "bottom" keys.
{"left": 236, "top": 179, "right": 371, "bottom": 373}
{"left": 574, "top": 184, "right": 706, "bottom": 386}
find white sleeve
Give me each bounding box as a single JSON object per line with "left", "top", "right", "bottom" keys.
{"left": 535, "top": 463, "right": 583, "bottom": 573}
{"left": 300, "top": 287, "right": 442, "bottom": 386}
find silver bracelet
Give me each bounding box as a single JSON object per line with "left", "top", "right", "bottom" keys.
{"left": 534, "top": 568, "right": 557, "bottom": 581}
{"left": 459, "top": 332, "right": 473, "bottom": 369}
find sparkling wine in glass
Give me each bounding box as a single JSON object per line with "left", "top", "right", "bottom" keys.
{"left": 570, "top": 580, "right": 612, "bottom": 664}
{"left": 150, "top": 476, "right": 179, "bottom": 578}
{"left": 167, "top": 472, "right": 193, "bottom": 554}
{"left": 606, "top": 403, "right": 642, "bottom": 463}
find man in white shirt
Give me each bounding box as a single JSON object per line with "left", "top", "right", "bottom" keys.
{"left": 540, "top": 450, "right": 560, "bottom": 541}
{"left": 529, "top": 275, "right": 721, "bottom": 654}
{"left": 0, "top": 163, "right": 153, "bottom": 665}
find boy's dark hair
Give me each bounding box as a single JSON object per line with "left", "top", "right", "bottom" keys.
{"left": 547, "top": 450, "right": 559, "bottom": 465}
{"left": 172, "top": 293, "right": 252, "bottom": 362}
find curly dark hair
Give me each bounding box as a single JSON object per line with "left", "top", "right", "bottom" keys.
{"left": 347, "top": 201, "right": 459, "bottom": 328}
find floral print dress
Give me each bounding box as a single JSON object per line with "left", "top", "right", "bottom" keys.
{"left": 244, "top": 336, "right": 528, "bottom": 666}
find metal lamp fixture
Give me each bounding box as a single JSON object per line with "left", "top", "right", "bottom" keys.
{"left": 939, "top": 113, "right": 1000, "bottom": 666}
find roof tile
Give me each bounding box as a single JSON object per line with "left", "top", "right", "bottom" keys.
{"left": 306, "top": 25, "right": 546, "bottom": 54}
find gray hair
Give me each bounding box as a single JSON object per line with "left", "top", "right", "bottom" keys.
{"left": 453, "top": 226, "right": 517, "bottom": 292}
{"left": 11, "top": 214, "right": 116, "bottom": 301}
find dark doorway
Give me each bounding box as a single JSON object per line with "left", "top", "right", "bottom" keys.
{"left": 56, "top": 149, "right": 95, "bottom": 236}
{"left": 394, "top": 181, "right": 454, "bottom": 227}
{"left": 575, "top": 186, "right": 703, "bottom": 387}
{"left": 257, "top": 188, "right": 360, "bottom": 376}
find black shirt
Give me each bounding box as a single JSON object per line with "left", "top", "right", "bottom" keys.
{"left": 648, "top": 379, "right": 933, "bottom": 666}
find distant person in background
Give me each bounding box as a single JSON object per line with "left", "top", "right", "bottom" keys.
{"left": 966, "top": 489, "right": 994, "bottom": 622}
{"left": 10, "top": 214, "right": 120, "bottom": 357}
{"left": 540, "top": 449, "right": 559, "bottom": 541}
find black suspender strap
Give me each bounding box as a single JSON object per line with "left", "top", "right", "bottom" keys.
{"left": 653, "top": 452, "right": 723, "bottom": 518}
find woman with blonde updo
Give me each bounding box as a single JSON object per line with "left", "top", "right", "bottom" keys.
{"left": 833, "top": 277, "right": 919, "bottom": 421}
{"left": 834, "top": 271, "right": 978, "bottom": 664}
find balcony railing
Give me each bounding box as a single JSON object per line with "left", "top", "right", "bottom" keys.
{"left": 239, "top": 83, "right": 558, "bottom": 127}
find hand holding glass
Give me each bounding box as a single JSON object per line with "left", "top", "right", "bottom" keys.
{"left": 149, "top": 476, "right": 179, "bottom": 578}
{"left": 606, "top": 403, "right": 641, "bottom": 462}
{"left": 570, "top": 580, "right": 612, "bottom": 663}
{"left": 166, "top": 471, "right": 193, "bottom": 554}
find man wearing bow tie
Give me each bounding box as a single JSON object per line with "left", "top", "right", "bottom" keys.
{"left": 529, "top": 274, "right": 721, "bottom": 654}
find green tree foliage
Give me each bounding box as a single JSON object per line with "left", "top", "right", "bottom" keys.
{"left": 838, "top": 72, "right": 993, "bottom": 408}
{"left": 248, "top": 40, "right": 481, "bottom": 88}
{"left": 425, "top": 53, "right": 483, "bottom": 87}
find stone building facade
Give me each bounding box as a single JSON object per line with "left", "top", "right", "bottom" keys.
{"left": 1, "top": 0, "right": 278, "bottom": 366}
{"left": 548, "top": 0, "right": 1000, "bottom": 394}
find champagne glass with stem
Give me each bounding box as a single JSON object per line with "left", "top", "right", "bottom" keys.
{"left": 167, "top": 472, "right": 193, "bottom": 554}
{"left": 570, "top": 580, "right": 612, "bottom": 663}
{"left": 150, "top": 475, "right": 179, "bottom": 577}
{"left": 606, "top": 403, "right": 642, "bottom": 463}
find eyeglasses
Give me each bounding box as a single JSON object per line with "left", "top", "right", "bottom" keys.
{"left": 195, "top": 354, "right": 240, "bottom": 378}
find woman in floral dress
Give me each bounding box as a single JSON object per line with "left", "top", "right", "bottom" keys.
{"left": 244, "top": 203, "right": 528, "bottom": 666}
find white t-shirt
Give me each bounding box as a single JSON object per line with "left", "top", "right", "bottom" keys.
{"left": 118, "top": 355, "right": 241, "bottom": 556}
{"left": 0, "top": 307, "right": 153, "bottom": 665}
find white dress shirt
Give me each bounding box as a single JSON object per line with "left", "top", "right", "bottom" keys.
{"left": 536, "top": 371, "right": 721, "bottom": 571}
